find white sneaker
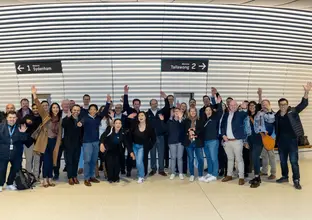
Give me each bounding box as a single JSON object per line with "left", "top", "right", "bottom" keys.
{"left": 189, "top": 175, "right": 195, "bottom": 182}
{"left": 205, "top": 176, "right": 217, "bottom": 183}
{"left": 137, "top": 177, "right": 144, "bottom": 184}
{"left": 179, "top": 174, "right": 184, "bottom": 180}
{"left": 205, "top": 174, "right": 212, "bottom": 179}
{"left": 170, "top": 174, "right": 175, "bottom": 180}
{"left": 6, "top": 185, "right": 17, "bottom": 191}
{"left": 0, "top": 186, "right": 2, "bottom": 192}
{"left": 198, "top": 176, "right": 206, "bottom": 182}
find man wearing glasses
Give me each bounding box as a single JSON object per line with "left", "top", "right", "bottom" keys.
{"left": 275, "top": 82, "right": 312, "bottom": 190}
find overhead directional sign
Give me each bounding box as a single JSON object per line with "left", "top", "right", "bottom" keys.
{"left": 15, "top": 60, "right": 63, "bottom": 74}
{"left": 161, "top": 59, "right": 208, "bottom": 72}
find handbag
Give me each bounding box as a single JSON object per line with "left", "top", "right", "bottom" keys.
{"left": 31, "top": 115, "right": 49, "bottom": 140}
{"left": 250, "top": 116, "right": 275, "bottom": 151}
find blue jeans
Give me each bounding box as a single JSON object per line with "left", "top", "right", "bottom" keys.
{"left": 83, "top": 141, "right": 99, "bottom": 180}
{"left": 278, "top": 136, "right": 300, "bottom": 181}
{"left": 150, "top": 136, "right": 165, "bottom": 172}
{"left": 133, "top": 144, "right": 144, "bottom": 178}
{"left": 78, "top": 146, "right": 84, "bottom": 169}
{"left": 43, "top": 138, "right": 56, "bottom": 178}
{"left": 204, "top": 140, "right": 219, "bottom": 177}
{"left": 186, "top": 142, "right": 204, "bottom": 176}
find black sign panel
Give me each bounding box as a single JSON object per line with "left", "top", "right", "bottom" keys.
{"left": 15, "top": 60, "right": 63, "bottom": 74}
{"left": 161, "top": 59, "right": 208, "bottom": 72}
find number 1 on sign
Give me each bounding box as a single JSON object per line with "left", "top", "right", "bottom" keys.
{"left": 192, "top": 63, "right": 196, "bottom": 69}
{"left": 27, "top": 65, "right": 31, "bottom": 71}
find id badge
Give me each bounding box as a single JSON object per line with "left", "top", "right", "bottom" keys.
{"left": 10, "top": 144, "right": 14, "bottom": 150}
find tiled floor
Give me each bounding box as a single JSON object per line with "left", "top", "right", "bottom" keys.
{"left": 1, "top": 158, "right": 312, "bottom": 220}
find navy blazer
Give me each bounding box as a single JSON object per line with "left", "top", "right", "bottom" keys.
{"left": 221, "top": 111, "right": 248, "bottom": 140}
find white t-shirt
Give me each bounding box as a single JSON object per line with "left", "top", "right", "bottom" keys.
{"left": 226, "top": 112, "right": 235, "bottom": 139}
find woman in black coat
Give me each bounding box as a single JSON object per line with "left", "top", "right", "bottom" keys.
{"left": 100, "top": 119, "right": 135, "bottom": 183}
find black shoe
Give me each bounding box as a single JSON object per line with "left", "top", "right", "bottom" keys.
{"left": 204, "top": 168, "right": 208, "bottom": 172}
{"left": 149, "top": 170, "right": 156, "bottom": 176}
{"left": 244, "top": 173, "right": 249, "bottom": 178}
{"left": 52, "top": 175, "right": 59, "bottom": 181}
{"left": 250, "top": 179, "right": 261, "bottom": 188}
{"left": 109, "top": 180, "right": 113, "bottom": 184}
{"left": 276, "top": 177, "right": 289, "bottom": 183}
{"left": 121, "top": 170, "right": 126, "bottom": 175}
{"left": 126, "top": 172, "right": 131, "bottom": 177}
{"left": 249, "top": 176, "right": 261, "bottom": 185}
{"left": 294, "top": 180, "right": 302, "bottom": 190}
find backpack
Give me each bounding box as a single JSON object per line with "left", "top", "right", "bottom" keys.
{"left": 15, "top": 169, "right": 37, "bottom": 190}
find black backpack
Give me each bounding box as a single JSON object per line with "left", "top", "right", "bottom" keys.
{"left": 15, "top": 169, "right": 37, "bottom": 190}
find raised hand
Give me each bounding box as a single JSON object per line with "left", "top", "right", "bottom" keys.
{"left": 158, "top": 114, "right": 164, "bottom": 121}
{"left": 31, "top": 85, "right": 37, "bottom": 94}
{"left": 257, "top": 88, "right": 262, "bottom": 96}
{"left": 217, "top": 95, "right": 222, "bottom": 104}
{"left": 109, "top": 110, "right": 115, "bottom": 119}
{"left": 176, "top": 101, "right": 181, "bottom": 109}
{"left": 77, "top": 122, "right": 83, "bottom": 127}
{"left": 26, "top": 119, "right": 33, "bottom": 125}
{"left": 124, "top": 85, "right": 129, "bottom": 94}
{"left": 67, "top": 111, "right": 71, "bottom": 117}
{"left": 19, "top": 124, "right": 28, "bottom": 133}
{"left": 128, "top": 112, "right": 137, "bottom": 119}
{"left": 106, "top": 94, "right": 112, "bottom": 103}
{"left": 211, "top": 87, "right": 217, "bottom": 96}
{"left": 160, "top": 91, "right": 167, "bottom": 99}
{"left": 303, "top": 82, "right": 312, "bottom": 92}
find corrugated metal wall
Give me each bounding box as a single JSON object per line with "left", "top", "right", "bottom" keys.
{"left": 0, "top": 3, "right": 311, "bottom": 137}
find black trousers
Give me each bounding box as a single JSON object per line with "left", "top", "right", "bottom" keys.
{"left": 164, "top": 135, "right": 170, "bottom": 168}
{"left": 126, "top": 152, "right": 135, "bottom": 173}
{"left": 106, "top": 152, "right": 120, "bottom": 182}
{"left": 54, "top": 140, "right": 65, "bottom": 177}
{"left": 143, "top": 146, "right": 150, "bottom": 176}
{"left": 218, "top": 137, "right": 228, "bottom": 171}
{"left": 243, "top": 147, "right": 251, "bottom": 174}
{"left": 0, "top": 156, "right": 21, "bottom": 186}
{"left": 120, "top": 147, "right": 126, "bottom": 173}
{"left": 64, "top": 145, "right": 81, "bottom": 179}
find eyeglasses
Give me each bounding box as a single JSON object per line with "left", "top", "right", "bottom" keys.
{"left": 279, "top": 104, "right": 288, "bottom": 107}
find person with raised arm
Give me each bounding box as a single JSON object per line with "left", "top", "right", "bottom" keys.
{"left": 80, "top": 94, "right": 111, "bottom": 187}
{"left": 275, "top": 82, "right": 311, "bottom": 190}
{"left": 147, "top": 91, "right": 170, "bottom": 177}
{"left": 128, "top": 111, "right": 156, "bottom": 183}
{"left": 31, "top": 86, "right": 63, "bottom": 188}
{"left": 0, "top": 111, "right": 28, "bottom": 192}
{"left": 123, "top": 85, "right": 141, "bottom": 116}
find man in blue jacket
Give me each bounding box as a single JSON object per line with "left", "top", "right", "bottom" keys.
{"left": 221, "top": 100, "right": 248, "bottom": 185}
{"left": 275, "top": 82, "right": 311, "bottom": 190}
{"left": 0, "top": 111, "right": 28, "bottom": 192}
{"left": 147, "top": 91, "right": 170, "bottom": 176}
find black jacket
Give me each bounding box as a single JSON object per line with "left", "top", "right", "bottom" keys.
{"left": 128, "top": 118, "right": 156, "bottom": 150}
{"left": 183, "top": 118, "right": 202, "bottom": 148}
{"left": 100, "top": 126, "right": 131, "bottom": 154}
{"left": 0, "top": 123, "right": 29, "bottom": 160}
{"left": 16, "top": 108, "right": 33, "bottom": 123}
{"left": 20, "top": 114, "right": 42, "bottom": 147}
{"left": 275, "top": 97, "right": 308, "bottom": 143}
{"left": 62, "top": 116, "right": 84, "bottom": 149}
{"left": 198, "top": 103, "right": 223, "bottom": 142}
{"left": 147, "top": 97, "right": 170, "bottom": 136}
{"left": 167, "top": 118, "right": 185, "bottom": 145}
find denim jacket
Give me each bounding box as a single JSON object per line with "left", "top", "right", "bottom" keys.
{"left": 254, "top": 111, "right": 276, "bottom": 139}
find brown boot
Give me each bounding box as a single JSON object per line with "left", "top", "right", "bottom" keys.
{"left": 268, "top": 174, "right": 276, "bottom": 180}
{"left": 89, "top": 177, "right": 100, "bottom": 183}
{"left": 84, "top": 180, "right": 92, "bottom": 187}
{"left": 239, "top": 179, "right": 245, "bottom": 185}
{"left": 78, "top": 168, "right": 83, "bottom": 175}
{"left": 68, "top": 178, "right": 74, "bottom": 185}
{"left": 73, "top": 177, "right": 80, "bottom": 184}
{"left": 222, "top": 176, "right": 233, "bottom": 182}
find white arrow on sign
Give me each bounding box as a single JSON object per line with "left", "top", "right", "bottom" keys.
{"left": 199, "top": 63, "right": 206, "bottom": 70}
{"left": 17, "top": 65, "right": 24, "bottom": 72}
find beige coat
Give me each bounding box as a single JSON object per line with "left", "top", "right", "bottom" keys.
{"left": 32, "top": 98, "right": 62, "bottom": 166}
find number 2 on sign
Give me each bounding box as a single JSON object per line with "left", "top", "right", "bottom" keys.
{"left": 191, "top": 63, "right": 196, "bottom": 69}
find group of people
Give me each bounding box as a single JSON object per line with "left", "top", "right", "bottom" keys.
{"left": 0, "top": 82, "right": 311, "bottom": 192}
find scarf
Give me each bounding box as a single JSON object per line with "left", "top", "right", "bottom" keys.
{"left": 50, "top": 115, "right": 60, "bottom": 136}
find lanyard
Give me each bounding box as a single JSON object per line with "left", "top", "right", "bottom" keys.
{"left": 8, "top": 125, "right": 16, "bottom": 138}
